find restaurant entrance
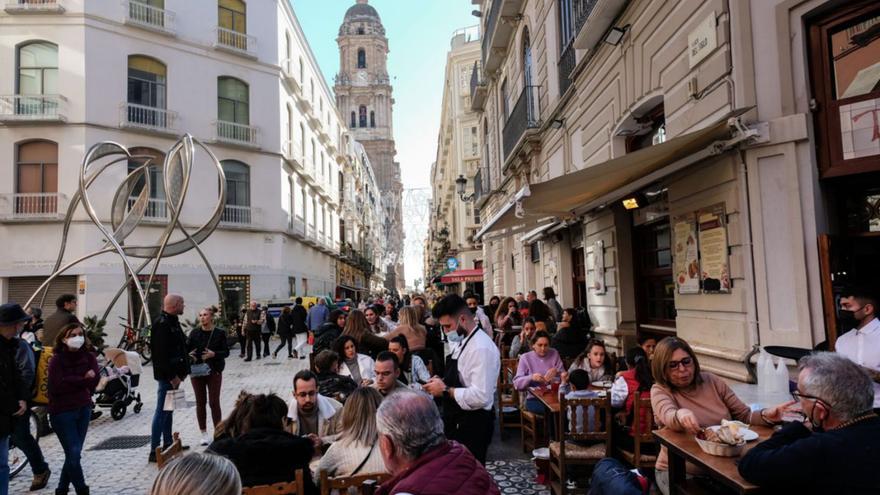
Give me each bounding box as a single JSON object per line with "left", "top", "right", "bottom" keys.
{"left": 630, "top": 191, "right": 675, "bottom": 343}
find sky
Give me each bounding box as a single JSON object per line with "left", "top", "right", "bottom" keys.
{"left": 291, "top": 0, "right": 478, "bottom": 289}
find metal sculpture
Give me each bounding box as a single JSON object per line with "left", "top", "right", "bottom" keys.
{"left": 25, "top": 134, "right": 227, "bottom": 327}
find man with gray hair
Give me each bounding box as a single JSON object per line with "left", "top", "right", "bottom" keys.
{"left": 738, "top": 352, "right": 880, "bottom": 493}
{"left": 374, "top": 393, "right": 498, "bottom": 495}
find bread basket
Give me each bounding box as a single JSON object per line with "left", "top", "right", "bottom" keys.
{"left": 694, "top": 435, "right": 745, "bottom": 457}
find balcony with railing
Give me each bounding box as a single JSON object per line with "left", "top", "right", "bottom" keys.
{"left": 502, "top": 85, "right": 541, "bottom": 160}
{"left": 572, "top": 0, "right": 626, "bottom": 50}
{"left": 215, "top": 121, "right": 258, "bottom": 147}
{"left": 287, "top": 214, "right": 306, "bottom": 238}
{"left": 481, "top": 0, "right": 524, "bottom": 75}
{"left": 558, "top": 41, "right": 576, "bottom": 96}
{"left": 120, "top": 103, "right": 176, "bottom": 132}
{"left": 470, "top": 61, "right": 487, "bottom": 111}
{"left": 283, "top": 140, "right": 304, "bottom": 170}
{"left": 0, "top": 95, "right": 66, "bottom": 122}
{"left": 124, "top": 0, "right": 174, "bottom": 34}
{"left": 280, "top": 58, "right": 302, "bottom": 95}
{"left": 126, "top": 196, "right": 168, "bottom": 220}
{"left": 4, "top": 0, "right": 64, "bottom": 14}
{"left": 214, "top": 27, "right": 257, "bottom": 58}
{"left": 220, "top": 204, "right": 255, "bottom": 226}
{"left": 0, "top": 193, "right": 66, "bottom": 220}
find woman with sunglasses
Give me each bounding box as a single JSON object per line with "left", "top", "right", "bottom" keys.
{"left": 650, "top": 337, "right": 790, "bottom": 495}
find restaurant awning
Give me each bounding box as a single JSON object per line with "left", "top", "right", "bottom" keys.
{"left": 476, "top": 108, "right": 755, "bottom": 240}
{"left": 440, "top": 268, "right": 484, "bottom": 284}
{"left": 337, "top": 284, "right": 367, "bottom": 292}
{"left": 522, "top": 221, "right": 560, "bottom": 244}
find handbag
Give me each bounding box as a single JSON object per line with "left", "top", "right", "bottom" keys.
{"left": 190, "top": 329, "right": 216, "bottom": 378}
{"left": 163, "top": 388, "right": 187, "bottom": 411}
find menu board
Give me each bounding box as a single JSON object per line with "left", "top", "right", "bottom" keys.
{"left": 673, "top": 213, "right": 700, "bottom": 294}
{"left": 592, "top": 239, "right": 606, "bottom": 295}
{"left": 697, "top": 203, "right": 730, "bottom": 293}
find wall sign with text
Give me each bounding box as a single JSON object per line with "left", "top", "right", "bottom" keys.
{"left": 673, "top": 213, "right": 700, "bottom": 294}
{"left": 697, "top": 203, "right": 730, "bottom": 293}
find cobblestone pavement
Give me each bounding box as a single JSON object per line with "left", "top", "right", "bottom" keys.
{"left": 10, "top": 349, "right": 311, "bottom": 495}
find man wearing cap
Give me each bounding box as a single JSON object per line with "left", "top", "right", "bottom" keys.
{"left": 0, "top": 303, "right": 31, "bottom": 495}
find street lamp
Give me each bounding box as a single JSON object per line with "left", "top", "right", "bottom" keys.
{"left": 455, "top": 174, "right": 475, "bottom": 202}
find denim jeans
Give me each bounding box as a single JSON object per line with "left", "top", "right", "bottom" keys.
{"left": 1, "top": 435, "right": 9, "bottom": 495}
{"left": 50, "top": 406, "right": 91, "bottom": 493}
{"left": 588, "top": 457, "right": 644, "bottom": 495}
{"left": 151, "top": 380, "right": 174, "bottom": 450}
{"left": 11, "top": 409, "right": 48, "bottom": 475}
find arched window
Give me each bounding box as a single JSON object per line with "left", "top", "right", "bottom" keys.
{"left": 359, "top": 105, "right": 367, "bottom": 127}
{"left": 17, "top": 42, "right": 57, "bottom": 96}
{"left": 15, "top": 140, "right": 58, "bottom": 215}
{"left": 127, "top": 147, "right": 166, "bottom": 217}
{"left": 300, "top": 123, "right": 306, "bottom": 156}
{"left": 128, "top": 55, "right": 167, "bottom": 126}
{"left": 217, "top": 76, "right": 249, "bottom": 124}
{"left": 357, "top": 48, "right": 366, "bottom": 69}
{"left": 350, "top": 111, "right": 356, "bottom": 128}
{"left": 221, "top": 159, "right": 251, "bottom": 223}
{"left": 370, "top": 110, "right": 375, "bottom": 128}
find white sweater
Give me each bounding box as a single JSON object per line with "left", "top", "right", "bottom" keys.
{"left": 316, "top": 439, "right": 387, "bottom": 487}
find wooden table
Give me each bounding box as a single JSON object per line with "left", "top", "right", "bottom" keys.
{"left": 653, "top": 425, "right": 773, "bottom": 494}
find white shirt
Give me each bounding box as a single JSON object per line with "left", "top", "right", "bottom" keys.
{"left": 338, "top": 353, "right": 376, "bottom": 382}
{"left": 452, "top": 327, "right": 500, "bottom": 411}
{"left": 475, "top": 307, "right": 493, "bottom": 335}
{"left": 836, "top": 317, "right": 880, "bottom": 408}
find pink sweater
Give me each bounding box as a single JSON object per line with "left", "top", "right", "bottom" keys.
{"left": 651, "top": 372, "right": 764, "bottom": 472}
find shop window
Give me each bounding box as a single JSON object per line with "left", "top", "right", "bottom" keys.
{"left": 634, "top": 219, "right": 676, "bottom": 330}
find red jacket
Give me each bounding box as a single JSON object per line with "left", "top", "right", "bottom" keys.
{"left": 375, "top": 441, "right": 500, "bottom": 495}
{"left": 620, "top": 369, "right": 651, "bottom": 436}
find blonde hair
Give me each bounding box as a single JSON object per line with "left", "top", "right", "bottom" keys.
{"left": 398, "top": 306, "right": 426, "bottom": 335}
{"left": 337, "top": 387, "right": 383, "bottom": 446}
{"left": 150, "top": 453, "right": 241, "bottom": 495}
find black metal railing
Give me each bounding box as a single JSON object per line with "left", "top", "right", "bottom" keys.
{"left": 558, "top": 42, "right": 576, "bottom": 96}
{"left": 481, "top": 0, "right": 503, "bottom": 67}
{"left": 470, "top": 61, "right": 482, "bottom": 101}
{"left": 503, "top": 85, "right": 540, "bottom": 159}
{"left": 574, "top": 0, "right": 599, "bottom": 34}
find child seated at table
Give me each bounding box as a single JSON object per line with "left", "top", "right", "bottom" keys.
{"left": 559, "top": 369, "right": 601, "bottom": 441}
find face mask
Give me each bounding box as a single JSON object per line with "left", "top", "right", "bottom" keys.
{"left": 468, "top": 307, "right": 477, "bottom": 315}
{"left": 66, "top": 335, "right": 85, "bottom": 350}
{"left": 808, "top": 405, "right": 825, "bottom": 432}
{"left": 838, "top": 309, "right": 860, "bottom": 332}
{"left": 446, "top": 329, "right": 464, "bottom": 343}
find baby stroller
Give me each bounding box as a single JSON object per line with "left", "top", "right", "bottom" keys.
{"left": 94, "top": 348, "right": 144, "bottom": 420}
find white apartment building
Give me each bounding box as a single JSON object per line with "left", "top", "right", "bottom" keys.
{"left": 425, "top": 27, "right": 484, "bottom": 296}
{"left": 0, "top": 0, "right": 376, "bottom": 337}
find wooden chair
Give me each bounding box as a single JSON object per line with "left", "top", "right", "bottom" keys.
{"left": 548, "top": 395, "right": 612, "bottom": 495}
{"left": 318, "top": 470, "right": 390, "bottom": 495}
{"left": 520, "top": 401, "right": 545, "bottom": 453}
{"left": 155, "top": 432, "right": 183, "bottom": 469}
{"left": 614, "top": 395, "right": 658, "bottom": 470}
{"left": 498, "top": 358, "right": 521, "bottom": 439}
{"left": 242, "top": 469, "right": 305, "bottom": 495}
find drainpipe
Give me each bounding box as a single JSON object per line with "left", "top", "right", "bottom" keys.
{"left": 738, "top": 148, "right": 761, "bottom": 383}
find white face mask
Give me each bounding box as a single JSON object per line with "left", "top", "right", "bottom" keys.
{"left": 66, "top": 335, "right": 85, "bottom": 350}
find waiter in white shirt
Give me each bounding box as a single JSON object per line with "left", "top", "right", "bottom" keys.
{"left": 423, "top": 294, "right": 500, "bottom": 464}
{"left": 836, "top": 287, "right": 880, "bottom": 414}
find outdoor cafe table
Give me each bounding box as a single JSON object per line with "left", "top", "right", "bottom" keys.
{"left": 653, "top": 425, "right": 774, "bottom": 494}
{"left": 528, "top": 384, "right": 608, "bottom": 439}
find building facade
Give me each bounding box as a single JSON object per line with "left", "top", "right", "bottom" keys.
{"left": 426, "top": 27, "right": 485, "bottom": 297}
{"left": 0, "top": 0, "right": 382, "bottom": 338}
{"left": 471, "top": 0, "right": 880, "bottom": 381}
{"left": 334, "top": 0, "right": 405, "bottom": 294}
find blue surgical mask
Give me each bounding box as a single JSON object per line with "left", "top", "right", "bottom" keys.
{"left": 446, "top": 330, "right": 464, "bottom": 343}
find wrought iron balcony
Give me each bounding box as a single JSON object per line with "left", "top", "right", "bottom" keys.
{"left": 124, "top": 0, "right": 174, "bottom": 34}
{"left": 4, "top": 0, "right": 64, "bottom": 14}
{"left": 481, "top": 0, "right": 524, "bottom": 75}
{"left": 0, "top": 95, "right": 66, "bottom": 122}
{"left": 470, "top": 61, "right": 487, "bottom": 111}
{"left": 121, "top": 103, "right": 176, "bottom": 132}
{"left": 0, "top": 193, "right": 66, "bottom": 220}
{"left": 502, "top": 85, "right": 541, "bottom": 160}
{"left": 558, "top": 42, "right": 576, "bottom": 96}
{"left": 215, "top": 120, "right": 258, "bottom": 147}
{"left": 214, "top": 27, "right": 256, "bottom": 58}
{"left": 572, "top": 0, "right": 626, "bottom": 50}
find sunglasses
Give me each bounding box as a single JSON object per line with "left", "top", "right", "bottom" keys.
{"left": 667, "top": 357, "right": 693, "bottom": 370}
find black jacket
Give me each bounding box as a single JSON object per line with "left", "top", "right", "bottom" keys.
{"left": 551, "top": 325, "right": 588, "bottom": 360}
{"left": 292, "top": 305, "right": 308, "bottom": 334}
{"left": 312, "top": 323, "right": 342, "bottom": 355}
{"left": 209, "top": 427, "right": 317, "bottom": 494}
{"left": 738, "top": 416, "right": 880, "bottom": 494}
{"left": 316, "top": 371, "right": 358, "bottom": 401}
{"left": 0, "top": 335, "right": 24, "bottom": 437}
{"left": 150, "top": 312, "right": 190, "bottom": 382}
{"left": 186, "top": 327, "right": 230, "bottom": 373}
{"left": 277, "top": 312, "right": 294, "bottom": 338}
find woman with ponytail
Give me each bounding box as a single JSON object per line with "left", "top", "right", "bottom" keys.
{"left": 609, "top": 346, "right": 657, "bottom": 452}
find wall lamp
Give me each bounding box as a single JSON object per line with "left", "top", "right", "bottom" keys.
{"left": 471, "top": 10, "right": 482, "bottom": 17}
{"left": 550, "top": 118, "right": 565, "bottom": 129}
{"left": 603, "top": 24, "right": 630, "bottom": 46}
{"left": 455, "top": 174, "right": 475, "bottom": 202}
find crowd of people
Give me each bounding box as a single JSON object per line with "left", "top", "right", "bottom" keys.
{"left": 1, "top": 284, "right": 879, "bottom": 494}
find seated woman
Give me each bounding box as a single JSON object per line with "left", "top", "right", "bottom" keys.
{"left": 513, "top": 331, "right": 565, "bottom": 415}
{"left": 334, "top": 335, "right": 375, "bottom": 387}
{"left": 317, "top": 387, "right": 386, "bottom": 486}
{"left": 314, "top": 350, "right": 358, "bottom": 402}
{"left": 387, "top": 335, "right": 430, "bottom": 387}
{"left": 208, "top": 393, "right": 318, "bottom": 494}
{"left": 650, "top": 337, "right": 790, "bottom": 495}
{"left": 566, "top": 338, "right": 614, "bottom": 383}
{"left": 551, "top": 308, "right": 589, "bottom": 360}
{"left": 609, "top": 346, "right": 657, "bottom": 454}
{"left": 509, "top": 318, "right": 537, "bottom": 358}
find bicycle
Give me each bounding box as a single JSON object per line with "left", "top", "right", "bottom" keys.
{"left": 118, "top": 318, "right": 152, "bottom": 364}
{"left": 8, "top": 407, "right": 41, "bottom": 478}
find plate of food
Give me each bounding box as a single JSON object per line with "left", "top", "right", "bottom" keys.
{"left": 695, "top": 421, "right": 748, "bottom": 457}
{"left": 708, "top": 420, "right": 758, "bottom": 441}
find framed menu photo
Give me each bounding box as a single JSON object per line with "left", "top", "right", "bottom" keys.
{"left": 697, "top": 203, "right": 730, "bottom": 293}
{"left": 673, "top": 213, "right": 700, "bottom": 294}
